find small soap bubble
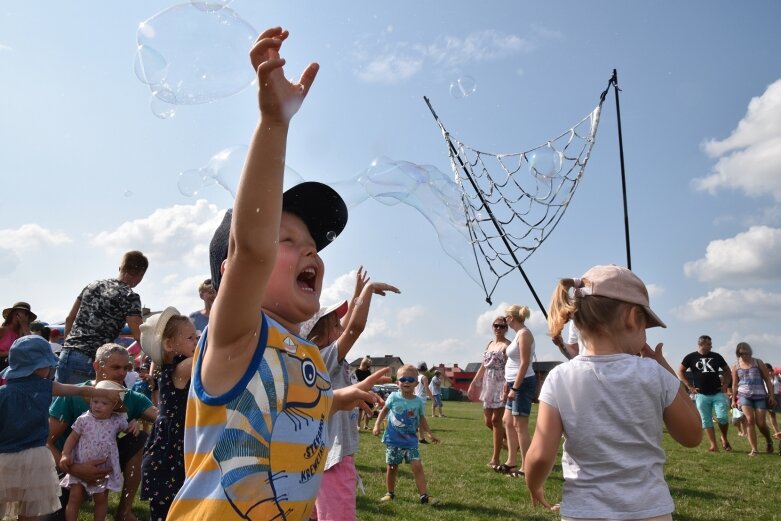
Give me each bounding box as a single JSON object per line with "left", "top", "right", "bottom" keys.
{"left": 326, "top": 230, "right": 337, "bottom": 242}
{"left": 528, "top": 146, "right": 563, "bottom": 179}
{"left": 123, "top": 190, "right": 134, "bottom": 198}
{"left": 178, "top": 169, "right": 203, "bottom": 197}
{"left": 150, "top": 96, "right": 176, "bottom": 119}
{"left": 449, "top": 75, "right": 476, "bottom": 99}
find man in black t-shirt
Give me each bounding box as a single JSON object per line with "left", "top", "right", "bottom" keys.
{"left": 678, "top": 335, "right": 732, "bottom": 452}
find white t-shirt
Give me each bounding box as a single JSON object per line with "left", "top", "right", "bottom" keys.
{"left": 566, "top": 322, "right": 586, "bottom": 356}
{"left": 504, "top": 330, "right": 535, "bottom": 382}
{"left": 538, "top": 354, "right": 679, "bottom": 519}
{"left": 415, "top": 374, "right": 428, "bottom": 401}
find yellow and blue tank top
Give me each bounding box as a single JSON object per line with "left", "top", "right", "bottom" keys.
{"left": 167, "top": 314, "right": 332, "bottom": 521}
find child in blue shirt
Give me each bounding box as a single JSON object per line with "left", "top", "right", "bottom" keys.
{"left": 373, "top": 364, "right": 440, "bottom": 506}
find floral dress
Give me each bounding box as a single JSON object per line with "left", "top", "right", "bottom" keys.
{"left": 140, "top": 356, "right": 189, "bottom": 520}
{"left": 480, "top": 349, "right": 507, "bottom": 409}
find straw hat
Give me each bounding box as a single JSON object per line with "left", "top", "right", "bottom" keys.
{"left": 140, "top": 306, "right": 180, "bottom": 366}
{"left": 2, "top": 301, "right": 37, "bottom": 322}
{"left": 95, "top": 379, "right": 128, "bottom": 412}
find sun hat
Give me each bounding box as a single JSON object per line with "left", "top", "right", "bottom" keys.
{"left": 576, "top": 265, "right": 666, "bottom": 328}
{"left": 140, "top": 306, "right": 181, "bottom": 366}
{"left": 0, "top": 334, "right": 59, "bottom": 379}
{"left": 95, "top": 379, "right": 128, "bottom": 412}
{"left": 209, "top": 182, "right": 348, "bottom": 291}
{"left": 2, "top": 301, "right": 37, "bottom": 322}
{"left": 299, "top": 300, "right": 349, "bottom": 338}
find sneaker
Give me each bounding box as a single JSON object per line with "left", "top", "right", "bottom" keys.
{"left": 419, "top": 439, "right": 429, "bottom": 444}
{"left": 420, "top": 494, "right": 440, "bottom": 506}
{"left": 380, "top": 492, "right": 395, "bottom": 502}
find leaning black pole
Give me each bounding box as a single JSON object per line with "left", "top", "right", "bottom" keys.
{"left": 423, "top": 95, "right": 548, "bottom": 320}
{"left": 611, "top": 69, "right": 632, "bottom": 270}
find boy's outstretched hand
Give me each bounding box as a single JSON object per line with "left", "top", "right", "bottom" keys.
{"left": 250, "top": 27, "right": 318, "bottom": 125}
{"left": 332, "top": 367, "right": 390, "bottom": 415}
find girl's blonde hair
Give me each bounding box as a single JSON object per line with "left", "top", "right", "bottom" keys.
{"left": 505, "top": 304, "right": 530, "bottom": 322}
{"left": 359, "top": 356, "right": 372, "bottom": 370}
{"left": 162, "top": 314, "right": 192, "bottom": 363}
{"left": 306, "top": 312, "right": 340, "bottom": 347}
{"left": 547, "top": 278, "right": 637, "bottom": 341}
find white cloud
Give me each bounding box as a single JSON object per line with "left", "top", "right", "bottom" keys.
{"left": 646, "top": 283, "right": 665, "bottom": 298}
{"left": 694, "top": 78, "right": 781, "bottom": 201}
{"left": 0, "top": 223, "right": 71, "bottom": 252}
{"left": 353, "top": 30, "right": 531, "bottom": 84}
{"left": 683, "top": 225, "right": 781, "bottom": 283}
{"left": 676, "top": 287, "right": 781, "bottom": 321}
{"left": 397, "top": 305, "right": 424, "bottom": 326}
{"left": 475, "top": 301, "right": 547, "bottom": 336}
{"left": 0, "top": 43, "right": 11, "bottom": 52}
{"left": 0, "top": 224, "right": 71, "bottom": 276}
{"left": 89, "top": 200, "right": 223, "bottom": 268}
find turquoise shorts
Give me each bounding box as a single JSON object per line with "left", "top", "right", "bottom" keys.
{"left": 385, "top": 446, "right": 421, "bottom": 465}
{"left": 694, "top": 392, "right": 729, "bottom": 428}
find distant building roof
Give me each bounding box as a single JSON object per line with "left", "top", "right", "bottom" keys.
{"left": 349, "top": 355, "right": 405, "bottom": 368}
{"left": 464, "top": 362, "right": 481, "bottom": 372}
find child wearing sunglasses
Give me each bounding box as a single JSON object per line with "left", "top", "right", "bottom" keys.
{"left": 373, "top": 364, "right": 440, "bottom": 506}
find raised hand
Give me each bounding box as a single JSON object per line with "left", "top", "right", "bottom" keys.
{"left": 249, "top": 27, "right": 319, "bottom": 125}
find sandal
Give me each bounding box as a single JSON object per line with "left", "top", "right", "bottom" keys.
{"left": 494, "top": 464, "right": 517, "bottom": 474}
{"left": 722, "top": 442, "right": 732, "bottom": 452}
{"left": 748, "top": 450, "right": 758, "bottom": 457}
{"left": 487, "top": 462, "right": 500, "bottom": 470}
{"left": 506, "top": 469, "right": 525, "bottom": 478}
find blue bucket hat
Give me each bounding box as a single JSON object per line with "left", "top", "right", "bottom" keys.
{"left": 0, "top": 335, "right": 59, "bottom": 379}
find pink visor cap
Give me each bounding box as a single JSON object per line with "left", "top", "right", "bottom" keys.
{"left": 577, "top": 265, "right": 666, "bottom": 328}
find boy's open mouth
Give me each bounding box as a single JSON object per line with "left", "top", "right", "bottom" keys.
{"left": 297, "top": 267, "right": 316, "bottom": 292}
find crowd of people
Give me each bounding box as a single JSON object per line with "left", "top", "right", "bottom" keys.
{"left": 2, "top": 25, "right": 780, "bottom": 521}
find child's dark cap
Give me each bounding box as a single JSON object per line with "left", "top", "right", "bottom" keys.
{"left": 209, "top": 182, "right": 348, "bottom": 291}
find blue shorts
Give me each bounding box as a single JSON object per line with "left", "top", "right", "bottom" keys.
{"left": 55, "top": 349, "right": 95, "bottom": 384}
{"left": 506, "top": 375, "right": 537, "bottom": 417}
{"left": 432, "top": 394, "right": 443, "bottom": 407}
{"left": 738, "top": 396, "right": 768, "bottom": 410}
{"left": 694, "top": 392, "right": 729, "bottom": 428}
{"left": 385, "top": 446, "right": 421, "bottom": 465}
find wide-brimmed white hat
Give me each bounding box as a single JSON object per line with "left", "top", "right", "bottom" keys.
{"left": 299, "top": 300, "right": 349, "bottom": 338}
{"left": 140, "top": 306, "right": 180, "bottom": 366}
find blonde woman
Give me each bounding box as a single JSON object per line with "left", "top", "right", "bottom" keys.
{"left": 498, "top": 305, "right": 536, "bottom": 477}
{"left": 356, "top": 356, "right": 374, "bottom": 430}
{"left": 467, "top": 316, "right": 510, "bottom": 470}
{"left": 731, "top": 342, "right": 776, "bottom": 456}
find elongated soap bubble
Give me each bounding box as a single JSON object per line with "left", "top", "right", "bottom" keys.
{"left": 527, "top": 144, "right": 563, "bottom": 179}
{"left": 135, "top": 3, "right": 257, "bottom": 113}
{"left": 330, "top": 157, "right": 478, "bottom": 286}
{"left": 177, "top": 145, "right": 306, "bottom": 199}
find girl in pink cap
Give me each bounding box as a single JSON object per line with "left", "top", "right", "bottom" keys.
{"left": 525, "top": 265, "right": 701, "bottom": 521}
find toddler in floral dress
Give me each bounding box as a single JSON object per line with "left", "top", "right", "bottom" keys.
{"left": 60, "top": 380, "right": 131, "bottom": 521}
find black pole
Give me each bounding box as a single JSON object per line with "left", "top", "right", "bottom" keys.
{"left": 423, "top": 96, "right": 548, "bottom": 319}
{"left": 611, "top": 69, "right": 632, "bottom": 270}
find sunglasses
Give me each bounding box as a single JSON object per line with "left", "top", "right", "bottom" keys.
{"left": 493, "top": 324, "right": 507, "bottom": 329}
{"left": 397, "top": 376, "right": 417, "bottom": 383}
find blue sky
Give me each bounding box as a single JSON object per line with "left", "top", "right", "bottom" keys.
{"left": 2, "top": 1, "right": 780, "bottom": 369}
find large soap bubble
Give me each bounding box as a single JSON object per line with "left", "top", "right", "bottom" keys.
{"left": 135, "top": 3, "right": 257, "bottom": 116}
{"left": 178, "top": 145, "right": 305, "bottom": 199}
{"left": 330, "top": 158, "right": 478, "bottom": 286}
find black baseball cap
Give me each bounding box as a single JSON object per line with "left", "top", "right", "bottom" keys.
{"left": 209, "top": 182, "right": 347, "bottom": 290}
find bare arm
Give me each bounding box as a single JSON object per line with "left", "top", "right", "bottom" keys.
{"left": 756, "top": 359, "right": 776, "bottom": 407}
{"left": 172, "top": 357, "right": 194, "bottom": 390}
{"left": 202, "top": 28, "right": 318, "bottom": 395}
{"left": 51, "top": 381, "right": 122, "bottom": 402}
{"left": 677, "top": 363, "right": 696, "bottom": 394}
{"left": 731, "top": 364, "right": 739, "bottom": 404}
{"left": 140, "top": 405, "right": 159, "bottom": 423}
{"left": 372, "top": 404, "right": 390, "bottom": 436}
{"left": 332, "top": 367, "right": 389, "bottom": 416}
{"left": 525, "top": 402, "right": 562, "bottom": 510}
{"left": 641, "top": 343, "right": 702, "bottom": 447}
{"left": 59, "top": 430, "right": 81, "bottom": 473}
{"left": 467, "top": 362, "right": 487, "bottom": 402}
{"left": 126, "top": 315, "right": 142, "bottom": 344}
{"left": 337, "top": 277, "right": 400, "bottom": 361}
{"left": 63, "top": 297, "right": 81, "bottom": 338}
{"left": 720, "top": 362, "right": 732, "bottom": 394}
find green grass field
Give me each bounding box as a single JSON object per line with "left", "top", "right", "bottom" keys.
{"left": 90, "top": 400, "right": 780, "bottom": 520}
